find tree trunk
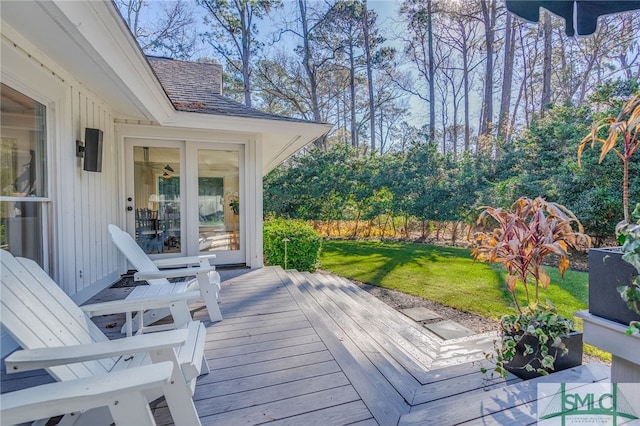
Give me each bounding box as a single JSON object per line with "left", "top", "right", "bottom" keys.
{"left": 427, "top": 0, "right": 436, "bottom": 142}
{"left": 497, "top": 12, "right": 515, "bottom": 146}
{"left": 479, "top": 0, "right": 496, "bottom": 145}
{"left": 541, "top": 11, "right": 552, "bottom": 116}
{"left": 623, "top": 159, "right": 630, "bottom": 223}
{"left": 298, "top": 0, "right": 325, "bottom": 149}
{"left": 240, "top": 5, "right": 252, "bottom": 107}
{"left": 462, "top": 29, "right": 471, "bottom": 152}
{"left": 349, "top": 42, "right": 358, "bottom": 147}
{"left": 363, "top": 0, "right": 376, "bottom": 151}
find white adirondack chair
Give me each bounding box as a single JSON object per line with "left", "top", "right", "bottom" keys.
{"left": 108, "top": 224, "right": 223, "bottom": 332}
{"left": 1, "top": 362, "right": 173, "bottom": 426}
{"left": 0, "top": 249, "right": 208, "bottom": 426}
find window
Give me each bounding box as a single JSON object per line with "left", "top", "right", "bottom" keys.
{"left": 1, "top": 83, "right": 49, "bottom": 268}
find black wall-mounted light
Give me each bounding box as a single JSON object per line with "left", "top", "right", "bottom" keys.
{"left": 76, "top": 128, "right": 103, "bottom": 172}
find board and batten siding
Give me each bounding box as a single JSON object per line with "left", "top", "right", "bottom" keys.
{"left": 65, "top": 87, "right": 122, "bottom": 303}
{"left": 2, "top": 27, "right": 124, "bottom": 356}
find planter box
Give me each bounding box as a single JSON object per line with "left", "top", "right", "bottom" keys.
{"left": 576, "top": 310, "right": 640, "bottom": 383}
{"left": 504, "top": 331, "right": 583, "bottom": 380}
{"left": 588, "top": 248, "right": 640, "bottom": 325}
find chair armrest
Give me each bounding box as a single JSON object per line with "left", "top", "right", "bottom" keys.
{"left": 0, "top": 362, "right": 173, "bottom": 425}
{"left": 5, "top": 329, "right": 189, "bottom": 373}
{"left": 134, "top": 265, "right": 216, "bottom": 281}
{"left": 80, "top": 290, "right": 201, "bottom": 317}
{"left": 153, "top": 254, "right": 216, "bottom": 268}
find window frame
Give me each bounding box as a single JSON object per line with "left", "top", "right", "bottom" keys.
{"left": 0, "top": 82, "right": 53, "bottom": 272}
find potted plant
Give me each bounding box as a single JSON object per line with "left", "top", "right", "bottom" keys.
{"left": 616, "top": 203, "right": 640, "bottom": 334}
{"left": 578, "top": 94, "right": 640, "bottom": 325}
{"left": 228, "top": 192, "right": 240, "bottom": 215}
{"left": 472, "top": 197, "right": 590, "bottom": 379}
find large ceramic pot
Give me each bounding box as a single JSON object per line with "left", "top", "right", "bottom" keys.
{"left": 588, "top": 248, "right": 640, "bottom": 325}
{"left": 504, "top": 331, "right": 583, "bottom": 380}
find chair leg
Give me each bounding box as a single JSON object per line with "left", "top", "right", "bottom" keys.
{"left": 109, "top": 391, "right": 157, "bottom": 426}
{"left": 194, "top": 271, "right": 222, "bottom": 322}
{"left": 149, "top": 349, "right": 201, "bottom": 426}
{"left": 56, "top": 407, "right": 112, "bottom": 426}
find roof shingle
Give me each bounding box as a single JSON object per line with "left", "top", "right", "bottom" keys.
{"left": 147, "top": 56, "right": 314, "bottom": 124}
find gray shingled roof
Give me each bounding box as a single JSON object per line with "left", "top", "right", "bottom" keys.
{"left": 147, "top": 56, "right": 314, "bottom": 124}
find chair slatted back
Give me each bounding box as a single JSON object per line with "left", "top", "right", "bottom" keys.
{"left": 135, "top": 208, "right": 158, "bottom": 233}
{"left": 108, "top": 224, "right": 169, "bottom": 286}
{"left": 0, "top": 250, "right": 116, "bottom": 381}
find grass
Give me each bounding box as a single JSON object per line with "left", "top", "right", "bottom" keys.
{"left": 320, "top": 239, "right": 610, "bottom": 361}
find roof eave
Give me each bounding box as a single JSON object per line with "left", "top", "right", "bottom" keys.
{"left": 163, "top": 110, "right": 332, "bottom": 174}
{"left": 2, "top": 1, "right": 174, "bottom": 122}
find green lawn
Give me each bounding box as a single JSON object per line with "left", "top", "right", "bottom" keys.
{"left": 320, "top": 239, "right": 609, "bottom": 360}
{"left": 320, "top": 239, "right": 588, "bottom": 321}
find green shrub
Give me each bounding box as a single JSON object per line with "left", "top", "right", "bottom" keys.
{"left": 264, "top": 219, "right": 322, "bottom": 271}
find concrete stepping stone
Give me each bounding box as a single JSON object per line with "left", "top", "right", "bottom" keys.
{"left": 400, "top": 307, "right": 442, "bottom": 322}
{"left": 424, "top": 320, "right": 475, "bottom": 340}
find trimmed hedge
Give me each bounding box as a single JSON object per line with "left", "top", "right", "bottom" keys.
{"left": 264, "top": 219, "right": 322, "bottom": 271}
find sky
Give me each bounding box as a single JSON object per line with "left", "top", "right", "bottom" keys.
{"left": 135, "top": 0, "right": 484, "bottom": 131}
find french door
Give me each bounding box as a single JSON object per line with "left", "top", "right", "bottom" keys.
{"left": 125, "top": 139, "right": 244, "bottom": 265}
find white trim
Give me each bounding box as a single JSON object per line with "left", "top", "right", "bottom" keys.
{"left": 186, "top": 143, "right": 247, "bottom": 265}
{"left": 123, "top": 138, "right": 184, "bottom": 247}
{"left": 116, "top": 123, "right": 254, "bottom": 144}
{"left": 1, "top": 41, "right": 67, "bottom": 279}
{"left": 162, "top": 111, "right": 331, "bottom": 136}
{"left": 122, "top": 135, "right": 252, "bottom": 266}
{"left": 576, "top": 310, "right": 640, "bottom": 364}
{"left": 251, "top": 135, "right": 264, "bottom": 268}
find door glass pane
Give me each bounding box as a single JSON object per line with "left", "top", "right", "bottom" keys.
{"left": 0, "top": 83, "right": 47, "bottom": 267}
{"left": 198, "top": 150, "right": 239, "bottom": 252}
{"left": 133, "top": 146, "right": 180, "bottom": 254}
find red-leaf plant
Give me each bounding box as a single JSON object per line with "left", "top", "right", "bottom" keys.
{"left": 473, "top": 197, "right": 590, "bottom": 378}
{"left": 578, "top": 94, "right": 640, "bottom": 224}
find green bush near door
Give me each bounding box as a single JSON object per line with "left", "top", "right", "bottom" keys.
{"left": 264, "top": 219, "right": 322, "bottom": 272}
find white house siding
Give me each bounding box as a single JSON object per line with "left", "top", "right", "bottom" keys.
{"left": 2, "top": 25, "right": 123, "bottom": 356}
{"left": 66, "top": 86, "right": 121, "bottom": 303}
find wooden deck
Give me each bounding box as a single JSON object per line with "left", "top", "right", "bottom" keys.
{"left": 2, "top": 266, "right": 611, "bottom": 425}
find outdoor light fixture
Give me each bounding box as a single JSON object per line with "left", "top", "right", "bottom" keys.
{"left": 76, "top": 128, "right": 103, "bottom": 172}
{"left": 164, "top": 164, "right": 174, "bottom": 172}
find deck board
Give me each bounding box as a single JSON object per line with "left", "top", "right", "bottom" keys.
{"left": 308, "top": 273, "right": 437, "bottom": 372}
{"left": 204, "top": 326, "right": 317, "bottom": 350}
{"left": 205, "top": 319, "right": 314, "bottom": 342}
{"left": 265, "top": 401, "right": 374, "bottom": 425}
{"left": 206, "top": 333, "right": 323, "bottom": 359}
{"left": 281, "top": 269, "right": 410, "bottom": 425}
{"left": 193, "top": 360, "right": 343, "bottom": 400}
{"left": 195, "top": 385, "right": 364, "bottom": 426}
{"left": 194, "top": 372, "right": 352, "bottom": 416}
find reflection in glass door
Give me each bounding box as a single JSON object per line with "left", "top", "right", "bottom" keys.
{"left": 197, "top": 150, "right": 240, "bottom": 254}
{"left": 132, "top": 146, "right": 181, "bottom": 254}
{"left": 0, "top": 83, "right": 49, "bottom": 269}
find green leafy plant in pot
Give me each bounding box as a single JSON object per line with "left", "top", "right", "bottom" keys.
{"left": 472, "top": 197, "right": 590, "bottom": 380}
{"left": 616, "top": 203, "right": 640, "bottom": 335}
